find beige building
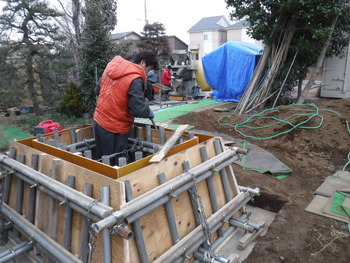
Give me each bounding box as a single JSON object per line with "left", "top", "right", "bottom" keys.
{"left": 188, "top": 16, "right": 263, "bottom": 60}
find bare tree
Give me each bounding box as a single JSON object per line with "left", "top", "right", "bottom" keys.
{"left": 55, "top": 0, "right": 83, "bottom": 71}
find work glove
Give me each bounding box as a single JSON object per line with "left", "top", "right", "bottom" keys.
{"left": 148, "top": 110, "right": 154, "bottom": 118}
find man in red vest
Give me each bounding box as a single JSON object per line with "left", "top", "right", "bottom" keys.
{"left": 93, "top": 51, "right": 158, "bottom": 165}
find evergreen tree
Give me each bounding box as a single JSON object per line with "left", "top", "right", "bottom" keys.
{"left": 0, "top": 43, "right": 25, "bottom": 107}
{"left": 138, "top": 22, "right": 171, "bottom": 62}
{"left": 60, "top": 81, "right": 87, "bottom": 117}
{"left": 79, "top": 0, "right": 115, "bottom": 113}
{"left": 0, "top": 0, "right": 69, "bottom": 115}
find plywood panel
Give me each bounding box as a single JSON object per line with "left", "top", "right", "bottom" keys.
{"left": 8, "top": 141, "right": 126, "bottom": 263}
{"left": 117, "top": 137, "right": 239, "bottom": 262}
{"left": 4, "top": 127, "right": 242, "bottom": 263}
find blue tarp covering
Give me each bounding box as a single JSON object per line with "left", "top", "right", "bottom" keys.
{"left": 202, "top": 41, "right": 263, "bottom": 102}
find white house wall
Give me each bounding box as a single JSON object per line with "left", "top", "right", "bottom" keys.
{"left": 241, "top": 28, "right": 255, "bottom": 43}
{"left": 189, "top": 31, "right": 227, "bottom": 58}
{"left": 227, "top": 29, "right": 242, "bottom": 41}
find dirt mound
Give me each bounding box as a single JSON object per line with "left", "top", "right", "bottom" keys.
{"left": 170, "top": 98, "right": 350, "bottom": 263}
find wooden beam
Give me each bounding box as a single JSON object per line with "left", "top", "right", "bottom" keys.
{"left": 238, "top": 221, "right": 265, "bottom": 250}
{"left": 149, "top": 125, "right": 189, "bottom": 163}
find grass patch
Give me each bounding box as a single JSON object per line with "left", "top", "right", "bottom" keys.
{"left": 7, "top": 112, "right": 93, "bottom": 135}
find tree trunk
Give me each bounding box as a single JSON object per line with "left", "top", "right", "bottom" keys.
{"left": 258, "top": 22, "right": 295, "bottom": 110}
{"left": 297, "top": 76, "right": 303, "bottom": 98}
{"left": 72, "top": 0, "right": 82, "bottom": 66}
{"left": 296, "top": 16, "right": 338, "bottom": 104}
{"left": 26, "top": 54, "right": 41, "bottom": 116}
{"left": 236, "top": 45, "right": 271, "bottom": 114}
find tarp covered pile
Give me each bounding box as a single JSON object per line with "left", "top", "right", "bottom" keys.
{"left": 202, "top": 41, "right": 263, "bottom": 102}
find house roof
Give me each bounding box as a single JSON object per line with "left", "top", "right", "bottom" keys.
{"left": 167, "top": 35, "right": 188, "bottom": 47}
{"left": 110, "top": 31, "right": 141, "bottom": 40}
{"left": 187, "top": 16, "right": 231, "bottom": 33}
{"left": 227, "top": 19, "right": 249, "bottom": 29}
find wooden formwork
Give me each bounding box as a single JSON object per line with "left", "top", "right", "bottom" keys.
{"left": 0, "top": 123, "right": 257, "bottom": 263}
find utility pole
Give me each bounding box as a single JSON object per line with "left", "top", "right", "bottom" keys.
{"left": 144, "top": 0, "right": 148, "bottom": 25}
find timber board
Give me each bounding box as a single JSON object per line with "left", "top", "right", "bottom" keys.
{"left": 16, "top": 125, "right": 203, "bottom": 179}
{"left": 117, "top": 137, "right": 239, "bottom": 262}
{"left": 4, "top": 126, "right": 242, "bottom": 263}
{"left": 7, "top": 141, "right": 127, "bottom": 262}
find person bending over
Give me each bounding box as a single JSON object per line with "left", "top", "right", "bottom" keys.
{"left": 93, "top": 51, "right": 158, "bottom": 165}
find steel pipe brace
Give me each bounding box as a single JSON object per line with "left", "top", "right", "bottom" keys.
{"left": 66, "top": 138, "right": 95, "bottom": 151}
{"left": 230, "top": 216, "right": 263, "bottom": 231}
{"left": 92, "top": 148, "right": 239, "bottom": 233}
{"left": 0, "top": 154, "right": 113, "bottom": 219}
{"left": 153, "top": 191, "right": 252, "bottom": 263}
{"left": 0, "top": 203, "right": 82, "bottom": 263}
{"left": 0, "top": 241, "right": 34, "bottom": 263}
{"left": 124, "top": 157, "right": 238, "bottom": 225}
{"left": 239, "top": 186, "right": 260, "bottom": 196}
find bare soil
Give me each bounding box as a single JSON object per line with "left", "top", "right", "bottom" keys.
{"left": 169, "top": 98, "right": 350, "bottom": 263}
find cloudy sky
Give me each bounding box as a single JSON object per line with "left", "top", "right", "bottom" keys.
{"left": 116, "top": 0, "right": 234, "bottom": 43}
{"left": 0, "top": 0, "right": 234, "bottom": 44}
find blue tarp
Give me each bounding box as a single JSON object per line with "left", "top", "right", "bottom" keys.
{"left": 202, "top": 41, "right": 263, "bottom": 102}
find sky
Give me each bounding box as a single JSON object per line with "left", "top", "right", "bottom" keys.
{"left": 0, "top": 0, "right": 234, "bottom": 44}
{"left": 116, "top": 0, "right": 234, "bottom": 44}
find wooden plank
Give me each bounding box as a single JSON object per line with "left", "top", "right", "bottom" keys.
{"left": 227, "top": 253, "right": 240, "bottom": 263}
{"left": 9, "top": 141, "right": 126, "bottom": 263}
{"left": 238, "top": 221, "right": 265, "bottom": 250}
{"left": 7, "top": 128, "right": 242, "bottom": 263}
{"left": 119, "top": 137, "right": 232, "bottom": 262}
{"left": 118, "top": 137, "right": 199, "bottom": 177}
{"left": 30, "top": 139, "right": 120, "bottom": 179}
{"left": 149, "top": 125, "right": 189, "bottom": 163}
{"left": 76, "top": 125, "right": 94, "bottom": 142}
{"left": 35, "top": 153, "right": 50, "bottom": 232}
{"left": 214, "top": 228, "right": 240, "bottom": 253}
{"left": 34, "top": 153, "right": 50, "bottom": 256}
{"left": 46, "top": 158, "right": 62, "bottom": 240}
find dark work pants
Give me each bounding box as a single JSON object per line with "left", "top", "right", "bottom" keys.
{"left": 93, "top": 121, "right": 129, "bottom": 166}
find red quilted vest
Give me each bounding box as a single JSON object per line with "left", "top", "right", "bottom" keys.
{"left": 94, "top": 56, "right": 146, "bottom": 134}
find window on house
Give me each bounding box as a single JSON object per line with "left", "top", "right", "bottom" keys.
{"left": 204, "top": 32, "right": 212, "bottom": 41}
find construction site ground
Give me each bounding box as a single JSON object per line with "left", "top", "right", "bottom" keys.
{"left": 1, "top": 96, "right": 350, "bottom": 263}
{"left": 167, "top": 97, "right": 350, "bottom": 263}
